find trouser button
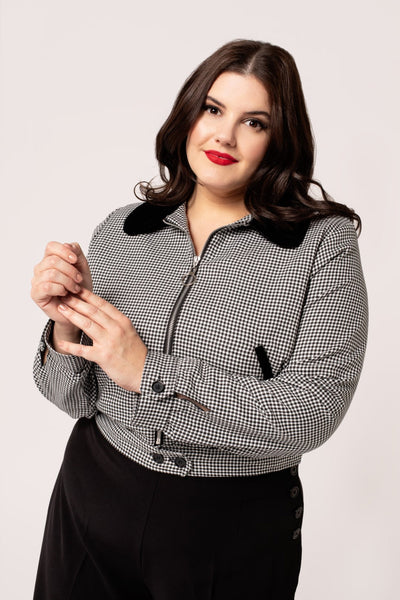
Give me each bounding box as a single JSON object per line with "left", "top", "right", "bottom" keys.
{"left": 292, "top": 528, "right": 301, "bottom": 540}
{"left": 294, "top": 506, "right": 303, "bottom": 519}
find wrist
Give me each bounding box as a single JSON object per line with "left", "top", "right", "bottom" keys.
{"left": 52, "top": 322, "right": 81, "bottom": 353}
{"left": 136, "top": 348, "right": 148, "bottom": 394}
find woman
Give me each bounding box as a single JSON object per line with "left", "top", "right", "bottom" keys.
{"left": 31, "top": 40, "right": 368, "bottom": 599}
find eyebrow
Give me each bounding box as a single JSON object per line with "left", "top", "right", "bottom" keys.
{"left": 206, "top": 95, "right": 271, "bottom": 119}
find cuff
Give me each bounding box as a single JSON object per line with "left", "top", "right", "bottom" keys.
{"left": 139, "top": 349, "right": 180, "bottom": 398}
{"left": 134, "top": 349, "right": 210, "bottom": 427}
{"left": 40, "top": 320, "right": 90, "bottom": 374}
{"left": 133, "top": 349, "right": 181, "bottom": 428}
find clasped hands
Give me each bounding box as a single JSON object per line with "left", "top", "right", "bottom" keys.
{"left": 31, "top": 241, "right": 148, "bottom": 394}
{"left": 58, "top": 288, "right": 148, "bottom": 393}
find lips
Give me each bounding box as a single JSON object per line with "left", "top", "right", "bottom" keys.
{"left": 204, "top": 150, "right": 238, "bottom": 166}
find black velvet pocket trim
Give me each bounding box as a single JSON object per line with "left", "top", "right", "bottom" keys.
{"left": 254, "top": 345, "right": 273, "bottom": 379}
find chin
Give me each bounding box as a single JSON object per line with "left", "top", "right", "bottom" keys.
{"left": 197, "top": 178, "right": 245, "bottom": 195}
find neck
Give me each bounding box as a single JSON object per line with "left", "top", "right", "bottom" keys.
{"left": 186, "top": 185, "right": 250, "bottom": 225}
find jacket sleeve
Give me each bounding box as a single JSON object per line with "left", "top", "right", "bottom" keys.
{"left": 32, "top": 211, "right": 118, "bottom": 418}
{"left": 135, "top": 219, "right": 368, "bottom": 459}
{"left": 33, "top": 320, "right": 98, "bottom": 418}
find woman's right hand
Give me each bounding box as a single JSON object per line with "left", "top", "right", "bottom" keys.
{"left": 31, "top": 241, "right": 93, "bottom": 337}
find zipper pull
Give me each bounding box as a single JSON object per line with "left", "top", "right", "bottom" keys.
{"left": 181, "top": 255, "right": 199, "bottom": 286}
{"left": 154, "top": 429, "right": 164, "bottom": 446}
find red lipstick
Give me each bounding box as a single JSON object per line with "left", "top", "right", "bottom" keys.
{"left": 204, "top": 150, "right": 238, "bottom": 166}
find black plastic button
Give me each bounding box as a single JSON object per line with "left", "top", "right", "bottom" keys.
{"left": 152, "top": 380, "right": 165, "bottom": 393}
{"left": 294, "top": 506, "right": 303, "bottom": 519}
{"left": 292, "top": 528, "right": 301, "bottom": 540}
{"left": 152, "top": 453, "right": 164, "bottom": 464}
{"left": 174, "top": 457, "right": 187, "bottom": 469}
{"left": 290, "top": 465, "right": 298, "bottom": 476}
{"left": 290, "top": 486, "right": 300, "bottom": 499}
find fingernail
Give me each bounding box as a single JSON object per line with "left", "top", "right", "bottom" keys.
{"left": 74, "top": 285, "right": 81, "bottom": 293}
{"left": 58, "top": 304, "right": 67, "bottom": 311}
{"left": 75, "top": 273, "right": 82, "bottom": 282}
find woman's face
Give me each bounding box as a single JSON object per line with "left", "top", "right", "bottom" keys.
{"left": 186, "top": 71, "right": 271, "bottom": 199}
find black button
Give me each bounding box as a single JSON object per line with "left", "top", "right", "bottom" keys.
{"left": 290, "top": 486, "right": 300, "bottom": 498}
{"left": 152, "top": 453, "right": 164, "bottom": 464}
{"left": 292, "top": 528, "right": 301, "bottom": 540}
{"left": 152, "top": 380, "right": 165, "bottom": 393}
{"left": 294, "top": 506, "right": 303, "bottom": 519}
{"left": 174, "top": 457, "right": 187, "bottom": 469}
{"left": 290, "top": 465, "right": 298, "bottom": 476}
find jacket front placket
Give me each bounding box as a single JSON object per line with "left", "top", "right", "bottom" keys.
{"left": 152, "top": 204, "right": 252, "bottom": 447}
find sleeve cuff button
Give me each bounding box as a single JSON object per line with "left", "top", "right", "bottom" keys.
{"left": 152, "top": 380, "right": 165, "bottom": 393}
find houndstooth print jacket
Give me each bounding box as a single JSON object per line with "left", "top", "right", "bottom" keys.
{"left": 33, "top": 200, "right": 368, "bottom": 477}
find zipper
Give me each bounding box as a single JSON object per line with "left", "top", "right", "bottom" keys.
{"left": 163, "top": 222, "right": 226, "bottom": 355}
{"left": 154, "top": 429, "right": 163, "bottom": 446}
{"left": 154, "top": 216, "right": 250, "bottom": 446}
{"left": 163, "top": 253, "right": 201, "bottom": 353}
{"left": 154, "top": 231, "right": 219, "bottom": 446}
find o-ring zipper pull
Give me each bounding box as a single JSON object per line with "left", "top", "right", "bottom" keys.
{"left": 181, "top": 270, "right": 197, "bottom": 285}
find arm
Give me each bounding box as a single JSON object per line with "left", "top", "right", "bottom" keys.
{"left": 33, "top": 319, "right": 98, "bottom": 418}
{"left": 135, "top": 219, "right": 368, "bottom": 459}
{"left": 32, "top": 230, "right": 107, "bottom": 418}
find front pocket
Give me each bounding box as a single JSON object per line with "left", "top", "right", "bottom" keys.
{"left": 254, "top": 345, "right": 273, "bottom": 379}
{"left": 175, "top": 392, "right": 211, "bottom": 412}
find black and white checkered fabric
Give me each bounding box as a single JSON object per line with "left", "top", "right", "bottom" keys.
{"left": 33, "top": 201, "right": 368, "bottom": 477}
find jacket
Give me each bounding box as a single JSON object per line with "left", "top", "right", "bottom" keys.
{"left": 33, "top": 200, "right": 368, "bottom": 477}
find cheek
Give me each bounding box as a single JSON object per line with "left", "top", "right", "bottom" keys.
{"left": 186, "top": 127, "right": 198, "bottom": 160}
{"left": 186, "top": 120, "right": 211, "bottom": 168}
{"left": 245, "top": 136, "right": 269, "bottom": 166}
{"left": 187, "top": 117, "right": 212, "bottom": 149}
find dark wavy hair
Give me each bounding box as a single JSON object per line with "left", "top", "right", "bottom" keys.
{"left": 136, "top": 39, "right": 361, "bottom": 232}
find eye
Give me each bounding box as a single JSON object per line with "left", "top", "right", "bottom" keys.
{"left": 244, "top": 118, "right": 268, "bottom": 131}
{"left": 203, "top": 104, "right": 221, "bottom": 116}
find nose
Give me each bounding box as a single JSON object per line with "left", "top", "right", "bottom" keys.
{"left": 214, "top": 119, "right": 236, "bottom": 147}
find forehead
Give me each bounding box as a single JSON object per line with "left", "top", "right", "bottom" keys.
{"left": 207, "top": 71, "right": 270, "bottom": 110}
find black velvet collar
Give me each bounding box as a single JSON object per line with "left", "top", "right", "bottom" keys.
{"left": 123, "top": 202, "right": 180, "bottom": 235}
{"left": 123, "top": 201, "right": 309, "bottom": 249}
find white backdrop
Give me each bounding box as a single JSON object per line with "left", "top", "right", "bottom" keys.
{"left": 1, "top": 1, "right": 399, "bottom": 598}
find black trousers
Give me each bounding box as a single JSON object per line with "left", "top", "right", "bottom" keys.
{"left": 34, "top": 418, "right": 304, "bottom": 599}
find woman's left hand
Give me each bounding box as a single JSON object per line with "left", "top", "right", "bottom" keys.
{"left": 57, "top": 288, "right": 148, "bottom": 394}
